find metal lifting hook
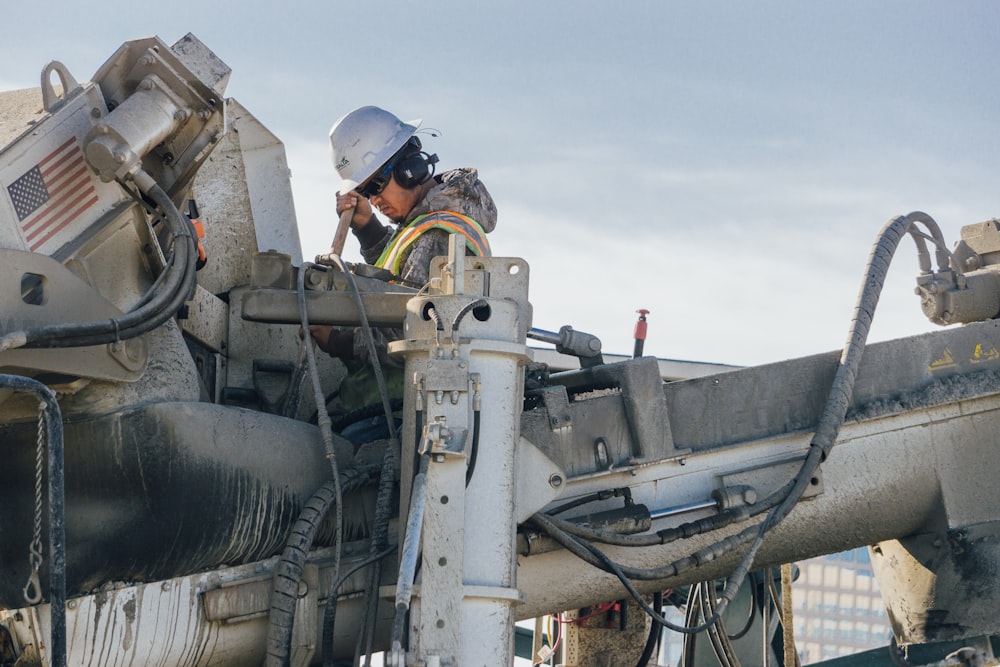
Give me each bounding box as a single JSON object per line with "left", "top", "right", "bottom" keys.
{"left": 23, "top": 546, "right": 43, "bottom": 605}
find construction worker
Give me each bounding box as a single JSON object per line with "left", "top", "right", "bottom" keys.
{"left": 311, "top": 106, "right": 498, "bottom": 436}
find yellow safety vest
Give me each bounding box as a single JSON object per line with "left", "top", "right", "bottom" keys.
{"left": 375, "top": 210, "right": 491, "bottom": 275}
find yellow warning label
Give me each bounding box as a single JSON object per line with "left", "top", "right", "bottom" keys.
{"left": 970, "top": 343, "right": 1000, "bottom": 364}
{"left": 929, "top": 348, "right": 957, "bottom": 371}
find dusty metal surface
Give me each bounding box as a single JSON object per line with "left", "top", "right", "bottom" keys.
{"left": 190, "top": 99, "right": 302, "bottom": 298}
{"left": 0, "top": 401, "right": 358, "bottom": 608}
{"left": 513, "top": 318, "right": 1000, "bottom": 630}
{"left": 0, "top": 545, "right": 392, "bottom": 666}
{"left": 666, "top": 318, "right": 1000, "bottom": 452}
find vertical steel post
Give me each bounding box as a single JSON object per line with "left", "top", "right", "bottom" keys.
{"left": 390, "top": 242, "right": 530, "bottom": 666}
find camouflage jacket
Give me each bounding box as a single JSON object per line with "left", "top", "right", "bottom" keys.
{"left": 341, "top": 168, "right": 497, "bottom": 376}
{"left": 358, "top": 167, "right": 497, "bottom": 286}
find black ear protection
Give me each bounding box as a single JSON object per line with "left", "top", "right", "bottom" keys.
{"left": 392, "top": 136, "right": 439, "bottom": 189}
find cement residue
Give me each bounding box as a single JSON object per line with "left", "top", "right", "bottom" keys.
{"left": 848, "top": 368, "right": 1000, "bottom": 422}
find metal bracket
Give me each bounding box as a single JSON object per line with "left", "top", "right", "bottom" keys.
{"left": 422, "top": 358, "right": 471, "bottom": 406}
{"left": 421, "top": 418, "right": 468, "bottom": 456}
{"left": 535, "top": 385, "right": 573, "bottom": 432}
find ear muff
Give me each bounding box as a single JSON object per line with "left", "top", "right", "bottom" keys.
{"left": 391, "top": 137, "right": 440, "bottom": 189}
{"left": 393, "top": 152, "right": 430, "bottom": 189}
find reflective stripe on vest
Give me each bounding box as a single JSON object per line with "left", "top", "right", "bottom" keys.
{"left": 375, "top": 211, "right": 491, "bottom": 275}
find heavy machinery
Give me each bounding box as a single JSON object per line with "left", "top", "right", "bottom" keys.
{"left": 2, "top": 34, "right": 1000, "bottom": 667}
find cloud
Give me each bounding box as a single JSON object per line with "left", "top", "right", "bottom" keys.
{"left": 4, "top": 3, "right": 996, "bottom": 371}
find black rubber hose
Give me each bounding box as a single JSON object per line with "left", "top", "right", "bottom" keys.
{"left": 548, "top": 491, "right": 614, "bottom": 517}
{"left": 331, "top": 399, "right": 405, "bottom": 432}
{"left": 465, "top": 408, "right": 481, "bottom": 486}
{"left": 698, "top": 212, "right": 936, "bottom": 623}
{"left": 15, "top": 178, "right": 196, "bottom": 349}
{"left": 529, "top": 512, "right": 743, "bottom": 634}
{"left": 319, "top": 544, "right": 397, "bottom": 665}
{"left": 634, "top": 591, "right": 663, "bottom": 667}
{"left": 726, "top": 572, "right": 758, "bottom": 641}
{"left": 264, "top": 464, "right": 379, "bottom": 667}
{"left": 318, "top": 256, "right": 399, "bottom": 667}
{"left": 0, "top": 374, "right": 65, "bottom": 667}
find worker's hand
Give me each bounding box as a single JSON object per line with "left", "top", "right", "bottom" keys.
{"left": 308, "top": 325, "right": 355, "bottom": 361}
{"left": 308, "top": 325, "right": 333, "bottom": 353}
{"left": 336, "top": 191, "right": 374, "bottom": 230}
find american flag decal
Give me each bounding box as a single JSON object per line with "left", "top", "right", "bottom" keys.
{"left": 7, "top": 137, "right": 98, "bottom": 251}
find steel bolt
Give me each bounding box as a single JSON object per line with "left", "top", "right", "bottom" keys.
{"left": 548, "top": 473, "right": 563, "bottom": 488}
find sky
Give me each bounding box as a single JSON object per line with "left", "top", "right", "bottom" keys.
{"left": 3, "top": 1, "right": 999, "bottom": 368}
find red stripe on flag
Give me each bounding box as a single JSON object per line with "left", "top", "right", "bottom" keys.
{"left": 22, "top": 164, "right": 91, "bottom": 234}
{"left": 29, "top": 195, "right": 100, "bottom": 251}
{"left": 19, "top": 139, "right": 97, "bottom": 250}
{"left": 25, "top": 181, "right": 96, "bottom": 242}
{"left": 38, "top": 138, "right": 76, "bottom": 171}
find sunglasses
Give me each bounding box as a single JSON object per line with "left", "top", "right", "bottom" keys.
{"left": 356, "top": 161, "right": 394, "bottom": 199}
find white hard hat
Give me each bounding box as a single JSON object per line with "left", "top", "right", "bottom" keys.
{"left": 329, "top": 106, "right": 421, "bottom": 194}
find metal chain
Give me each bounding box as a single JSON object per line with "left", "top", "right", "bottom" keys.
{"left": 22, "top": 402, "right": 45, "bottom": 605}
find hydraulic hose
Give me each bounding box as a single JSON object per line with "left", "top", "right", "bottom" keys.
{"left": 716, "top": 211, "right": 939, "bottom": 623}
{"left": 701, "top": 581, "right": 741, "bottom": 667}
{"left": 634, "top": 591, "right": 663, "bottom": 667}
{"left": 310, "top": 256, "right": 399, "bottom": 667}
{"left": 529, "top": 213, "right": 939, "bottom": 637}
{"left": 264, "top": 464, "right": 379, "bottom": 667}
{"left": 727, "top": 572, "right": 758, "bottom": 641}
{"left": 387, "top": 455, "right": 430, "bottom": 664}
{"left": 286, "top": 262, "right": 347, "bottom": 667}
{"left": 2, "top": 171, "right": 197, "bottom": 350}
{"left": 0, "top": 374, "right": 66, "bottom": 667}
{"left": 318, "top": 543, "right": 397, "bottom": 665}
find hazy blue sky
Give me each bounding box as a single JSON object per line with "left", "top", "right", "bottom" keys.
{"left": 4, "top": 1, "right": 998, "bottom": 366}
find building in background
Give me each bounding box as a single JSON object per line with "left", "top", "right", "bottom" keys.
{"left": 654, "top": 548, "right": 892, "bottom": 666}
{"left": 792, "top": 548, "right": 893, "bottom": 664}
